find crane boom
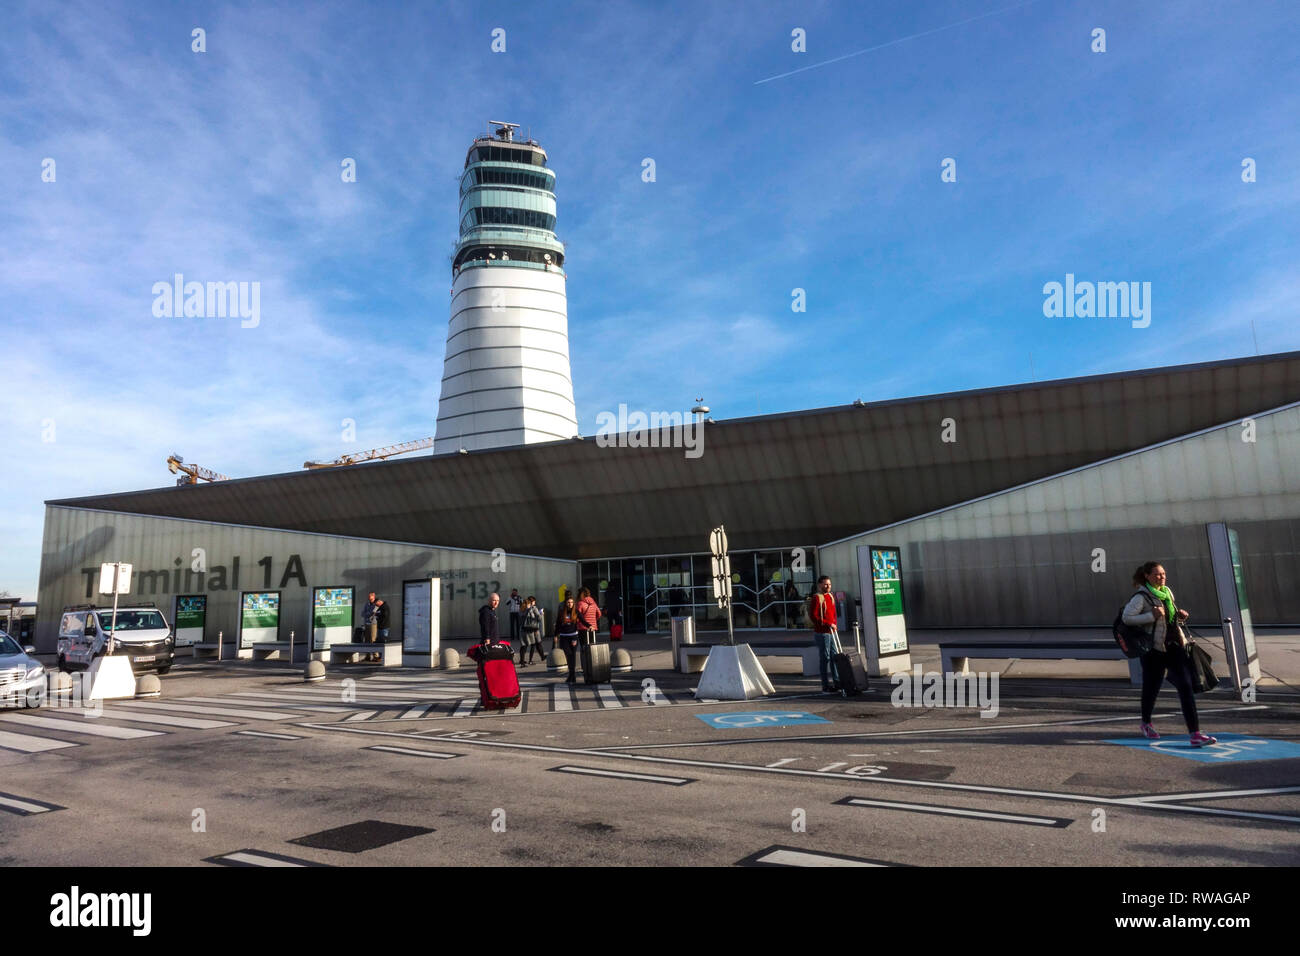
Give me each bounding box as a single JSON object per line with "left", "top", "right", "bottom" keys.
{"left": 303, "top": 436, "right": 437, "bottom": 469}
{"left": 166, "top": 454, "right": 231, "bottom": 485}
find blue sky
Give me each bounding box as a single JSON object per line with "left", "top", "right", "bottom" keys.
{"left": 2, "top": 0, "right": 1297, "bottom": 597}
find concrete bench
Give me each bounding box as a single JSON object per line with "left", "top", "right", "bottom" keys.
{"left": 939, "top": 641, "right": 1141, "bottom": 685}
{"left": 193, "top": 642, "right": 222, "bottom": 660}
{"left": 329, "top": 642, "right": 403, "bottom": 667}
{"left": 679, "top": 643, "right": 820, "bottom": 676}
{"left": 250, "top": 642, "right": 291, "bottom": 660}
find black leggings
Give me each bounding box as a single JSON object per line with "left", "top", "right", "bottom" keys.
{"left": 1140, "top": 648, "right": 1199, "bottom": 732}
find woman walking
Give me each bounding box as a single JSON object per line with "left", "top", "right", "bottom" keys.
{"left": 520, "top": 596, "right": 545, "bottom": 666}
{"left": 1122, "top": 562, "right": 1217, "bottom": 747}
{"left": 553, "top": 594, "right": 581, "bottom": 684}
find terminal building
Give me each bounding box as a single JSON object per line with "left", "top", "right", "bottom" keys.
{"left": 28, "top": 126, "right": 1300, "bottom": 654}
{"left": 33, "top": 350, "right": 1300, "bottom": 653}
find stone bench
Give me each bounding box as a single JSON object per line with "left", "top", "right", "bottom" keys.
{"left": 328, "top": 642, "right": 403, "bottom": 667}
{"left": 939, "top": 641, "right": 1141, "bottom": 685}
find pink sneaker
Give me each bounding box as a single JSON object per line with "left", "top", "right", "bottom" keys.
{"left": 1140, "top": 722, "right": 1160, "bottom": 739}
{"left": 1189, "top": 732, "right": 1218, "bottom": 748}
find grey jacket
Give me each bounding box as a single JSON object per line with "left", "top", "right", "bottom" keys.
{"left": 1122, "top": 588, "right": 1181, "bottom": 649}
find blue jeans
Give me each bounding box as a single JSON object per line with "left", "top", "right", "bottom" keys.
{"left": 813, "top": 632, "right": 837, "bottom": 689}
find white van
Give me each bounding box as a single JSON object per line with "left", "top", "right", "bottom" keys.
{"left": 57, "top": 604, "right": 175, "bottom": 675}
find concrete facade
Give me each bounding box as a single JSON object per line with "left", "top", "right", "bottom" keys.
{"left": 34, "top": 506, "right": 576, "bottom": 654}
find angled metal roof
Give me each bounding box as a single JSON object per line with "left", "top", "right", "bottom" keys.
{"left": 48, "top": 351, "right": 1300, "bottom": 559}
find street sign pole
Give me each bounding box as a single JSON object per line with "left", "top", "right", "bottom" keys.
{"left": 109, "top": 566, "right": 119, "bottom": 656}
{"left": 711, "top": 525, "right": 734, "bottom": 646}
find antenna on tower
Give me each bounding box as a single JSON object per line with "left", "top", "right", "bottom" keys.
{"left": 489, "top": 120, "right": 520, "bottom": 141}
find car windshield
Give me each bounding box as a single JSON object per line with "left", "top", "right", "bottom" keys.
{"left": 97, "top": 610, "right": 166, "bottom": 631}
{"left": 0, "top": 633, "right": 20, "bottom": 654}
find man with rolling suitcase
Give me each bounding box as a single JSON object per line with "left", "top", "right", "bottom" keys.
{"left": 807, "top": 576, "right": 840, "bottom": 693}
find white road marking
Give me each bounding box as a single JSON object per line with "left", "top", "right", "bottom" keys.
{"left": 751, "top": 848, "right": 886, "bottom": 867}
{"left": 180, "top": 695, "right": 353, "bottom": 713}
{"left": 841, "top": 797, "right": 1068, "bottom": 827}
{"left": 367, "top": 745, "right": 461, "bottom": 759}
{"left": 595, "top": 684, "right": 623, "bottom": 708}
{"left": 766, "top": 758, "right": 800, "bottom": 768}
{"left": 551, "top": 765, "right": 693, "bottom": 786}
{"left": 301, "top": 722, "right": 1300, "bottom": 828}
{"left": 345, "top": 711, "right": 376, "bottom": 722}
{"left": 399, "top": 703, "right": 434, "bottom": 720}
{"left": 118, "top": 701, "right": 300, "bottom": 720}
{"left": 1121, "top": 786, "right": 1300, "bottom": 804}
{"left": 218, "top": 851, "right": 308, "bottom": 867}
{"left": 0, "top": 729, "right": 79, "bottom": 753}
{"left": 552, "top": 684, "right": 574, "bottom": 712}
{"left": 93, "top": 708, "right": 234, "bottom": 729}
{"left": 0, "top": 713, "right": 160, "bottom": 739}
{"left": 0, "top": 792, "right": 63, "bottom": 814}
{"left": 818, "top": 762, "right": 848, "bottom": 772}
{"left": 452, "top": 699, "right": 476, "bottom": 718}
{"left": 235, "top": 731, "right": 304, "bottom": 740}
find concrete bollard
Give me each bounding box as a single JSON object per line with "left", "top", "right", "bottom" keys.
{"left": 438, "top": 647, "right": 460, "bottom": 670}
{"left": 304, "top": 660, "right": 326, "bottom": 683}
{"left": 546, "top": 647, "right": 568, "bottom": 671}
{"left": 135, "top": 674, "right": 162, "bottom": 699}
{"left": 611, "top": 647, "right": 633, "bottom": 673}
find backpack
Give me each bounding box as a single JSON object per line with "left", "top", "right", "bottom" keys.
{"left": 1112, "top": 591, "right": 1156, "bottom": 658}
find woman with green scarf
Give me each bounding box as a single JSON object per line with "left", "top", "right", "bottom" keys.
{"left": 1122, "top": 562, "right": 1217, "bottom": 746}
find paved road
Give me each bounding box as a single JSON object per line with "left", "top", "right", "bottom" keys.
{"left": 2, "top": 654, "right": 1298, "bottom": 867}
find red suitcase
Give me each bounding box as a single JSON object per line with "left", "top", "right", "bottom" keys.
{"left": 467, "top": 640, "right": 521, "bottom": 710}
{"left": 610, "top": 623, "right": 624, "bottom": 641}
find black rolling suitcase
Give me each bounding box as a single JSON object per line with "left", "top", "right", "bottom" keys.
{"left": 580, "top": 629, "right": 611, "bottom": 684}
{"left": 831, "top": 633, "right": 868, "bottom": 697}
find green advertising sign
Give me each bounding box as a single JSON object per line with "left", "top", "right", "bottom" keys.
{"left": 870, "top": 547, "right": 908, "bottom": 656}
{"left": 241, "top": 592, "right": 279, "bottom": 630}
{"left": 176, "top": 595, "right": 206, "bottom": 630}
{"left": 313, "top": 587, "right": 353, "bottom": 629}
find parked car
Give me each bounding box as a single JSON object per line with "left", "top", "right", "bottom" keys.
{"left": 0, "top": 630, "right": 46, "bottom": 708}
{"left": 57, "top": 604, "right": 175, "bottom": 675}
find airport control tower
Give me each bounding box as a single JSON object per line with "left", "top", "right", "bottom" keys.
{"left": 434, "top": 122, "right": 578, "bottom": 453}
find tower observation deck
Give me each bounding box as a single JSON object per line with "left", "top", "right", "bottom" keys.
{"left": 434, "top": 122, "right": 579, "bottom": 453}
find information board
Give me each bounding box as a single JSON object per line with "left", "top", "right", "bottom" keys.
{"left": 312, "top": 586, "right": 354, "bottom": 651}
{"left": 239, "top": 591, "right": 280, "bottom": 648}
{"left": 403, "top": 576, "right": 441, "bottom": 662}
{"left": 869, "top": 547, "right": 909, "bottom": 655}
{"left": 856, "top": 545, "right": 912, "bottom": 677}
{"left": 173, "top": 594, "right": 206, "bottom": 648}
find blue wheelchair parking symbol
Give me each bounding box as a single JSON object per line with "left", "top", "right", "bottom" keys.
{"left": 696, "top": 711, "right": 830, "bottom": 730}
{"left": 1104, "top": 733, "right": 1300, "bottom": 763}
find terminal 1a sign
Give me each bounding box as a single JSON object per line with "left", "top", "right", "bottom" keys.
{"left": 856, "top": 545, "right": 912, "bottom": 677}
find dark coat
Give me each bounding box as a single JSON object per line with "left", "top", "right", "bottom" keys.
{"left": 479, "top": 604, "right": 499, "bottom": 642}
{"left": 376, "top": 602, "right": 391, "bottom": 629}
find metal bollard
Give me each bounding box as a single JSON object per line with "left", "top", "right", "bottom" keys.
{"left": 217, "top": 629, "right": 223, "bottom": 661}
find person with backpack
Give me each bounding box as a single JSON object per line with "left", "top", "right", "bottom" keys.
{"left": 519, "top": 596, "right": 545, "bottom": 666}
{"left": 807, "top": 575, "right": 839, "bottom": 693}
{"left": 1122, "top": 562, "right": 1217, "bottom": 747}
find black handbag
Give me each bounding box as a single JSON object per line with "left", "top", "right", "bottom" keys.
{"left": 1186, "top": 632, "right": 1220, "bottom": 693}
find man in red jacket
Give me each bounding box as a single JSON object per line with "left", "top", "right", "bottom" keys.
{"left": 807, "top": 575, "right": 839, "bottom": 693}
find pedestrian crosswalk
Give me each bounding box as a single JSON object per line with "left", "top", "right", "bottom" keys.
{"left": 206, "top": 674, "right": 690, "bottom": 722}
{"left": 0, "top": 673, "right": 692, "bottom": 755}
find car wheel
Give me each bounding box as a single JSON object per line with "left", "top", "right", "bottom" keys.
{"left": 156, "top": 667, "right": 171, "bottom": 676}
